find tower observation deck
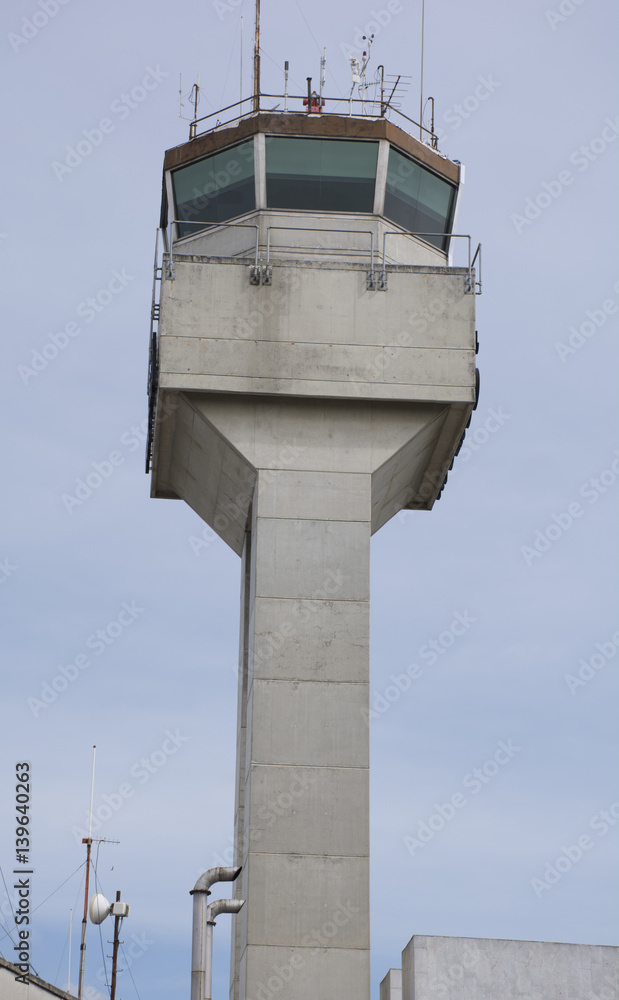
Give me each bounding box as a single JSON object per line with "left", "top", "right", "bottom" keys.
{"left": 147, "top": 88, "right": 480, "bottom": 1000}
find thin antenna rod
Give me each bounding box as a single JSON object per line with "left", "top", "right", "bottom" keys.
{"left": 68, "top": 909, "right": 73, "bottom": 994}
{"left": 253, "top": 0, "right": 260, "bottom": 112}
{"left": 78, "top": 746, "right": 96, "bottom": 999}
{"left": 87, "top": 745, "right": 96, "bottom": 839}
{"left": 240, "top": 17, "right": 243, "bottom": 106}
{"left": 196, "top": 76, "right": 200, "bottom": 121}
{"left": 419, "top": 0, "right": 425, "bottom": 140}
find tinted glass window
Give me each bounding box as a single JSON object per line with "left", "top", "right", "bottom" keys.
{"left": 173, "top": 140, "right": 255, "bottom": 237}
{"left": 266, "top": 138, "right": 378, "bottom": 213}
{"left": 384, "top": 147, "right": 456, "bottom": 250}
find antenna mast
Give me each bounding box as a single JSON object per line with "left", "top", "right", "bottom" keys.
{"left": 253, "top": 0, "right": 260, "bottom": 112}
{"left": 77, "top": 745, "right": 96, "bottom": 1000}
{"left": 419, "top": 0, "right": 425, "bottom": 140}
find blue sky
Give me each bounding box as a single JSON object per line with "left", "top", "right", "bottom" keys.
{"left": 1, "top": 0, "right": 617, "bottom": 998}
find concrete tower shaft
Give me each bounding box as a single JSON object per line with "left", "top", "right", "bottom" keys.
{"left": 148, "top": 108, "right": 479, "bottom": 1000}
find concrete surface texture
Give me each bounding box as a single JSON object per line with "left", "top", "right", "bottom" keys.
{"left": 380, "top": 967, "right": 403, "bottom": 1000}
{"left": 398, "top": 935, "right": 619, "bottom": 1000}
{"left": 0, "top": 958, "right": 77, "bottom": 1000}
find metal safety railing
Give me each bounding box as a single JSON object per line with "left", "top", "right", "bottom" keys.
{"left": 187, "top": 92, "right": 437, "bottom": 147}
{"left": 381, "top": 231, "right": 482, "bottom": 294}
{"left": 167, "top": 220, "right": 260, "bottom": 278}
{"left": 159, "top": 220, "right": 481, "bottom": 293}
{"left": 265, "top": 226, "right": 376, "bottom": 287}
{"left": 146, "top": 227, "right": 162, "bottom": 474}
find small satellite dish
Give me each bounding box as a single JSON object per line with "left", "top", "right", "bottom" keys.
{"left": 89, "top": 893, "right": 112, "bottom": 925}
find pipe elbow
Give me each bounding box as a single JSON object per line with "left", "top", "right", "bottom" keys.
{"left": 191, "top": 865, "right": 242, "bottom": 895}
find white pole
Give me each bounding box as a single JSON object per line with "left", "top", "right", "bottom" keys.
{"left": 419, "top": 0, "right": 425, "bottom": 140}
{"left": 67, "top": 908, "right": 73, "bottom": 993}
{"left": 87, "top": 746, "right": 96, "bottom": 838}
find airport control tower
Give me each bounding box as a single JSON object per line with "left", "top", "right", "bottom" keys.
{"left": 147, "top": 61, "right": 480, "bottom": 1000}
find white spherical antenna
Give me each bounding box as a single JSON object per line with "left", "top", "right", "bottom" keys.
{"left": 89, "top": 893, "right": 112, "bottom": 925}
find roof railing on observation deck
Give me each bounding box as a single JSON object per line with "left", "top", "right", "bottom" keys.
{"left": 187, "top": 92, "right": 439, "bottom": 149}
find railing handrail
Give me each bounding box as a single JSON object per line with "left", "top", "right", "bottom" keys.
{"left": 381, "top": 231, "right": 481, "bottom": 293}
{"left": 266, "top": 226, "right": 374, "bottom": 272}
{"left": 168, "top": 220, "right": 260, "bottom": 271}
{"left": 161, "top": 220, "right": 480, "bottom": 293}
{"left": 186, "top": 91, "right": 438, "bottom": 146}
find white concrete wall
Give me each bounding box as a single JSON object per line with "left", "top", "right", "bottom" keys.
{"left": 400, "top": 935, "right": 619, "bottom": 1000}
{"left": 380, "top": 968, "right": 403, "bottom": 1000}
{"left": 0, "top": 963, "right": 77, "bottom": 1000}
{"left": 158, "top": 258, "right": 476, "bottom": 405}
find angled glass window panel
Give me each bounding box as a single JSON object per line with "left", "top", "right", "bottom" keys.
{"left": 384, "top": 146, "right": 456, "bottom": 250}
{"left": 415, "top": 169, "right": 456, "bottom": 241}
{"left": 172, "top": 140, "right": 255, "bottom": 237}
{"left": 266, "top": 138, "right": 378, "bottom": 212}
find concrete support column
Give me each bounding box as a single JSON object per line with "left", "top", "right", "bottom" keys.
{"left": 236, "top": 468, "right": 372, "bottom": 1000}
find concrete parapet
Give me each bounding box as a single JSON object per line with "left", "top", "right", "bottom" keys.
{"left": 392, "top": 934, "right": 619, "bottom": 999}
